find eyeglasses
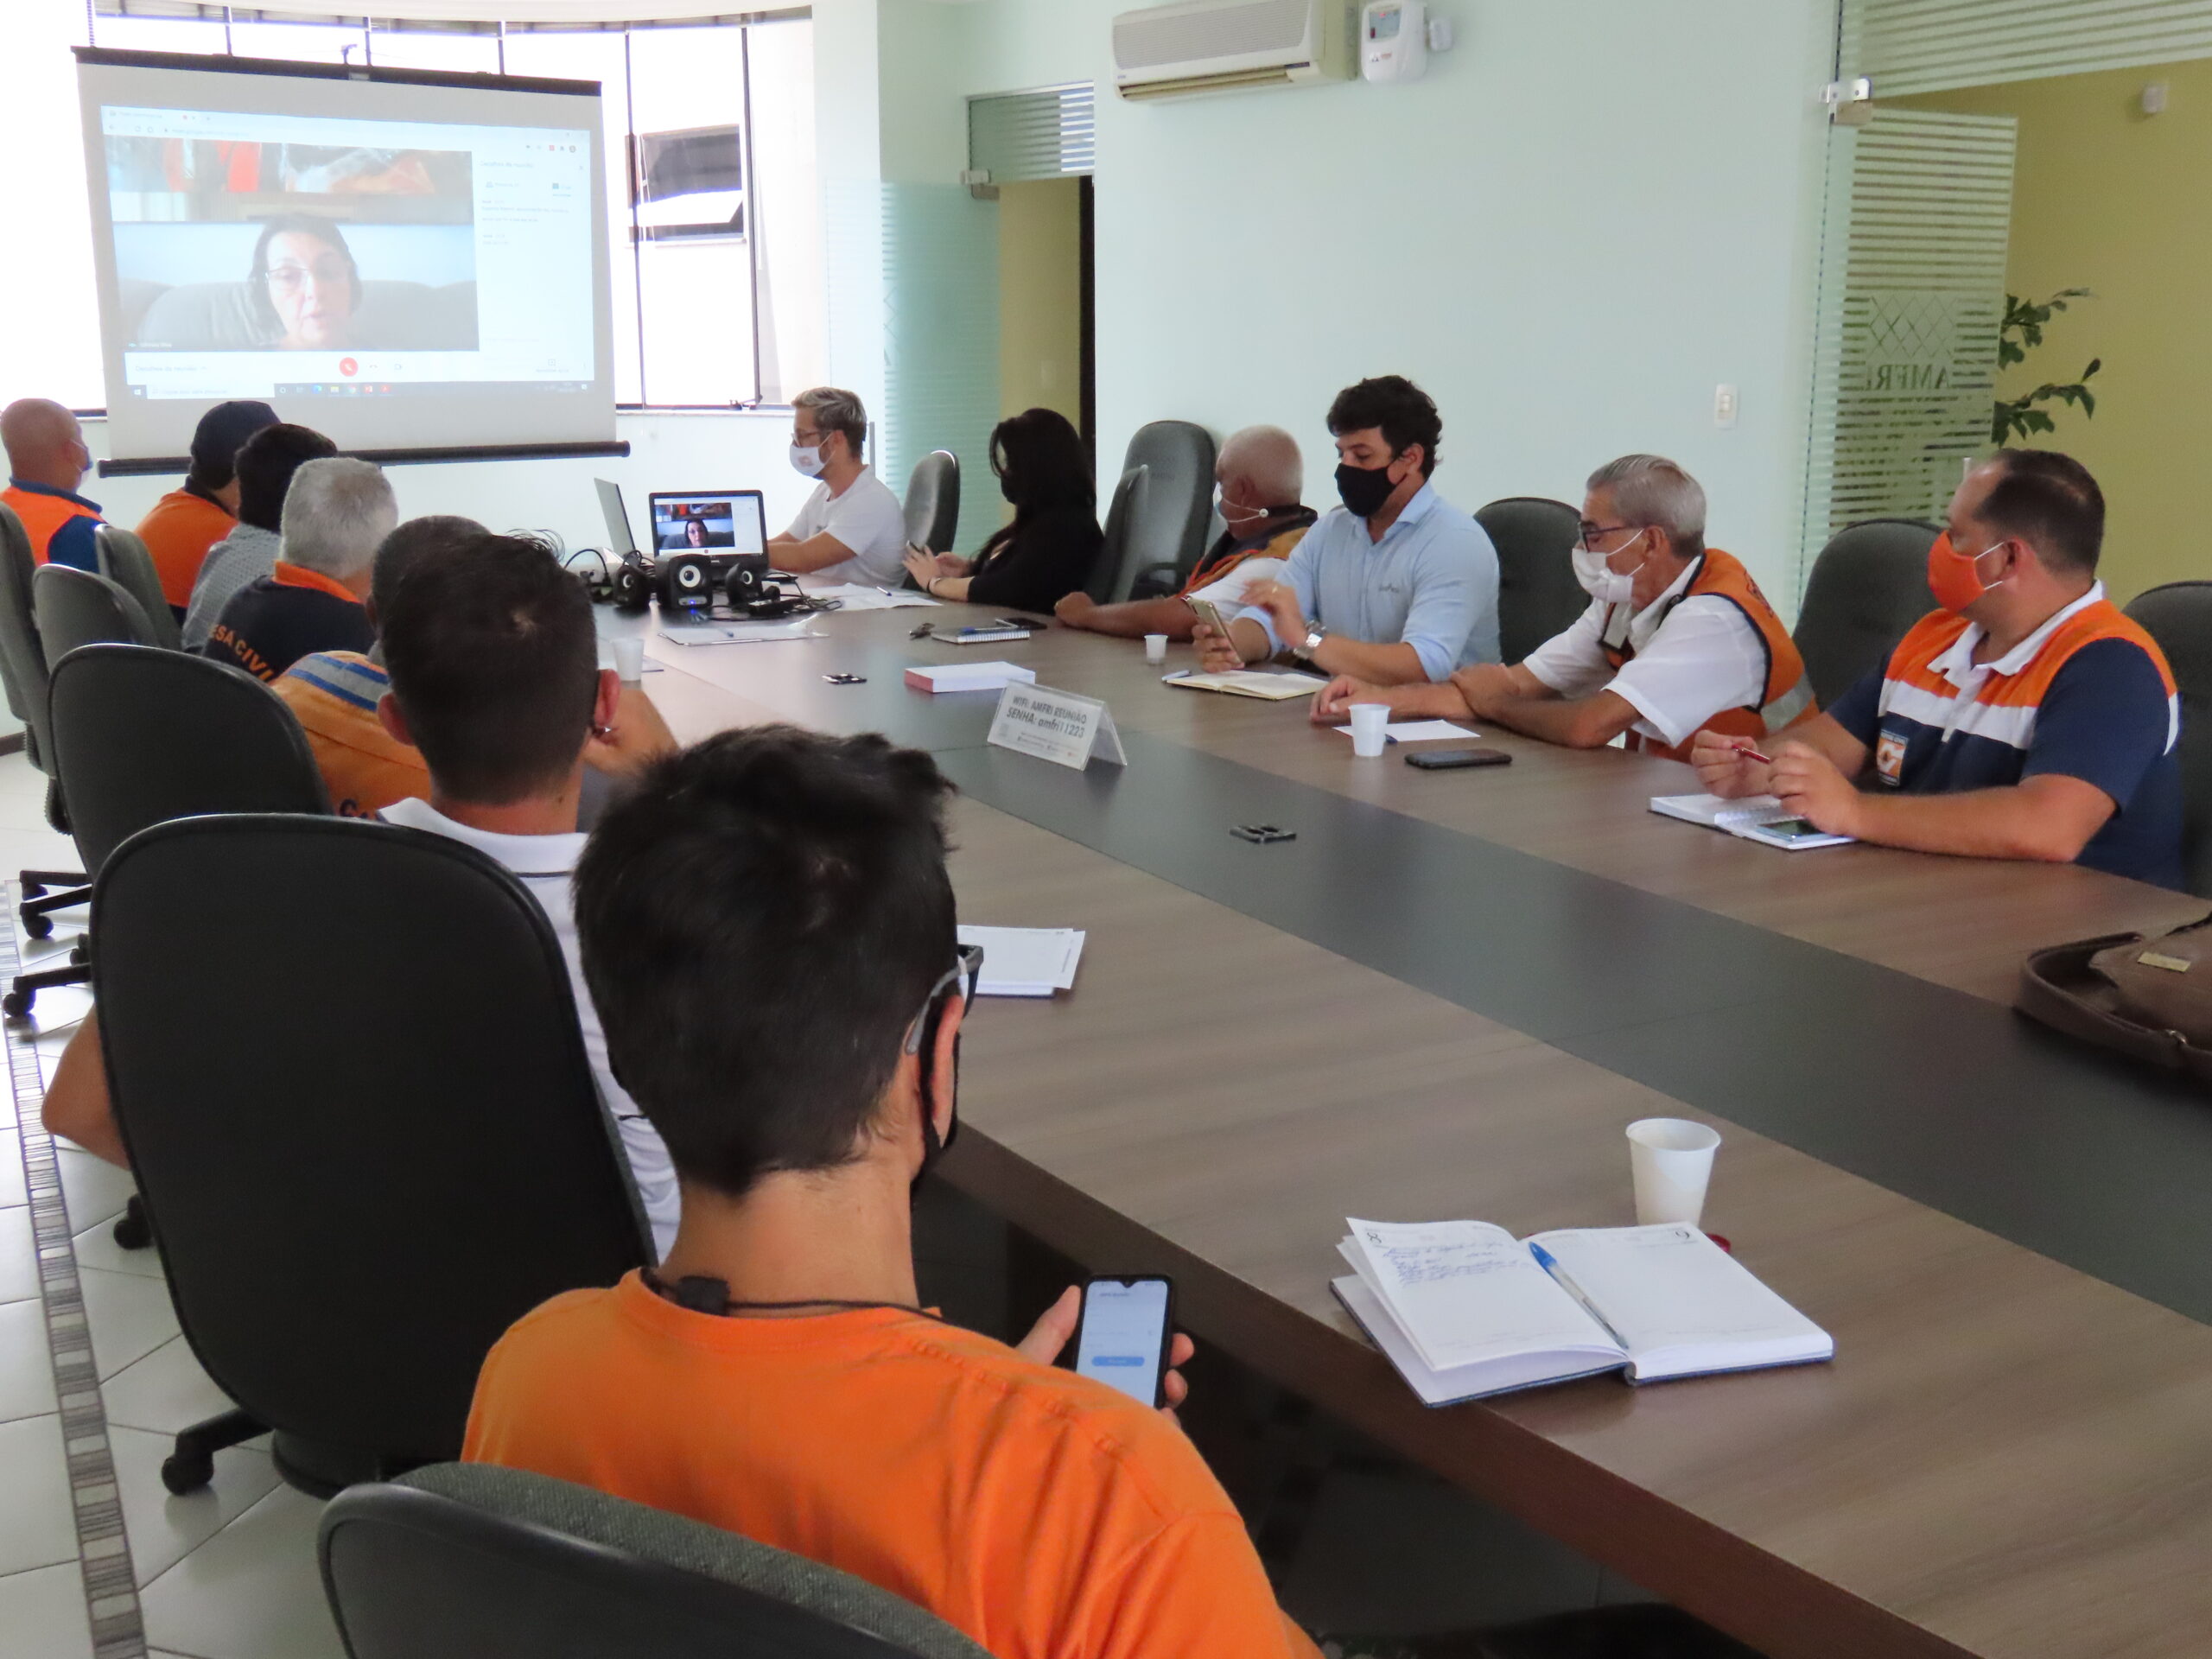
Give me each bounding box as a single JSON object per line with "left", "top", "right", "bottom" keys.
{"left": 265, "top": 259, "right": 350, "bottom": 294}
{"left": 903, "top": 944, "right": 983, "bottom": 1055}
{"left": 1576, "top": 521, "right": 1643, "bottom": 551}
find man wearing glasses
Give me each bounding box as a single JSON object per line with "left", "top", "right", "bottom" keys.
{"left": 465, "top": 726, "right": 1328, "bottom": 1658}
{"left": 766, "top": 385, "right": 910, "bottom": 588}
{"left": 1313, "top": 454, "right": 1810, "bottom": 759}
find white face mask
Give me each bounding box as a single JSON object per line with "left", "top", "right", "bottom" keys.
{"left": 789, "top": 442, "right": 826, "bottom": 480}
{"left": 1572, "top": 529, "right": 1649, "bottom": 606}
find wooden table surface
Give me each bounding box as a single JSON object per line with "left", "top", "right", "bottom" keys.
{"left": 614, "top": 601, "right": 2212, "bottom": 1659}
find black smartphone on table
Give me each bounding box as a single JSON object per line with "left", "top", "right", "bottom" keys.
{"left": 1405, "top": 747, "right": 1513, "bottom": 770}
{"left": 1071, "top": 1275, "right": 1176, "bottom": 1408}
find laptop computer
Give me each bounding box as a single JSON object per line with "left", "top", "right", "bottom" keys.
{"left": 646, "top": 490, "right": 769, "bottom": 557}
{"left": 594, "top": 479, "right": 637, "bottom": 556}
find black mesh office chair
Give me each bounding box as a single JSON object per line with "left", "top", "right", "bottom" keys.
{"left": 34, "top": 563, "right": 164, "bottom": 662}
{"left": 93, "top": 815, "right": 652, "bottom": 1496}
{"left": 2126, "top": 581, "right": 2212, "bottom": 898}
{"left": 1112, "top": 421, "right": 1216, "bottom": 601}
{"left": 1791, "top": 518, "right": 1940, "bottom": 710}
{"left": 1084, "top": 464, "right": 1151, "bottom": 604}
{"left": 7, "top": 645, "right": 327, "bottom": 1020}
{"left": 1476, "top": 497, "right": 1585, "bottom": 665}
{"left": 321, "top": 1465, "right": 992, "bottom": 1659}
{"left": 93, "top": 523, "right": 184, "bottom": 652}
{"left": 3, "top": 569, "right": 171, "bottom": 1018}
{"left": 901, "top": 451, "right": 961, "bottom": 555}
{"left": 0, "top": 503, "right": 92, "bottom": 939}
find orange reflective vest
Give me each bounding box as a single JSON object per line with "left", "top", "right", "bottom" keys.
{"left": 3, "top": 483, "right": 103, "bottom": 568}
{"left": 1600, "top": 549, "right": 1814, "bottom": 762}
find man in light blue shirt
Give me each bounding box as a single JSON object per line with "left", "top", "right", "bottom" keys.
{"left": 1196, "top": 376, "right": 1498, "bottom": 683}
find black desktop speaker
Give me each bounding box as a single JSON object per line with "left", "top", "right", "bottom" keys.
{"left": 611, "top": 552, "right": 655, "bottom": 613}
{"left": 658, "top": 554, "right": 715, "bottom": 609}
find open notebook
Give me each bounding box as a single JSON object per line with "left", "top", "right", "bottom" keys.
{"left": 1333, "top": 1218, "right": 1833, "bottom": 1406}
{"left": 1160, "top": 669, "right": 1329, "bottom": 701}
{"left": 1649, "top": 793, "right": 1853, "bottom": 851}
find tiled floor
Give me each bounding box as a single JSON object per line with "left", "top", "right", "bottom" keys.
{"left": 0, "top": 750, "right": 344, "bottom": 1659}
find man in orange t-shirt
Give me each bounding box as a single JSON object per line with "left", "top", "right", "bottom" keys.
{"left": 136, "top": 400, "right": 278, "bottom": 618}
{"left": 464, "top": 728, "right": 1321, "bottom": 1659}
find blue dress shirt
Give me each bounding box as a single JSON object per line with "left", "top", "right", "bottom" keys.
{"left": 1233, "top": 482, "right": 1498, "bottom": 679}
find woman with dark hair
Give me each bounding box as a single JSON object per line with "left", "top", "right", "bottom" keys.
{"left": 250, "top": 213, "right": 362, "bottom": 350}
{"left": 902, "top": 407, "right": 1103, "bottom": 609}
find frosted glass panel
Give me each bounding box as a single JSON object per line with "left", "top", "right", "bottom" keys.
{"left": 881, "top": 184, "right": 1000, "bottom": 554}
{"left": 1801, "top": 110, "right": 2016, "bottom": 587}
{"left": 1844, "top": 0, "right": 2212, "bottom": 97}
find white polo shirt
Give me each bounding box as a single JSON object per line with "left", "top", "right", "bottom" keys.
{"left": 1519, "top": 562, "right": 1770, "bottom": 749}
{"left": 379, "top": 798, "right": 679, "bottom": 1259}
{"left": 784, "top": 467, "right": 908, "bottom": 588}
{"left": 1185, "top": 556, "right": 1289, "bottom": 610}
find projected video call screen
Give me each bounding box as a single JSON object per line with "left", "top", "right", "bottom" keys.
{"left": 652, "top": 494, "right": 767, "bottom": 556}
{"left": 78, "top": 49, "right": 616, "bottom": 461}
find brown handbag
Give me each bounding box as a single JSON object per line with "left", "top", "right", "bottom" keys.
{"left": 2017, "top": 913, "right": 2212, "bottom": 1084}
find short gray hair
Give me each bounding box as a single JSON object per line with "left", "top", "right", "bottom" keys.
{"left": 280, "top": 456, "right": 397, "bottom": 581}
{"left": 1218, "top": 424, "right": 1303, "bottom": 505}
{"left": 1586, "top": 454, "right": 1707, "bottom": 556}
{"left": 793, "top": 386, "right": 868, "bottom": 461}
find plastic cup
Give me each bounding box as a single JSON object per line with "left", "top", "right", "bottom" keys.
{"left": 1349, "top": 702, "right": 1390, "bottom": 758}
{"left": 613, "top": 636, "right": 645, "bottom": 683}
{"left": 1144, "top": 632, "right": 1168, "bottom": 664}
{"left": 1626, "top": 1118, "right": 1721, "bottom": 1226}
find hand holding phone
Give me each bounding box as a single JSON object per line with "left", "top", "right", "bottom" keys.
{"left": 1072, "top": 1276, "right": 1176, "bottom": 1408}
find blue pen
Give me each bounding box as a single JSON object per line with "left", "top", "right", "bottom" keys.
{"left": 1528, "top": 1243, "right": 1629, "bottom": 1349}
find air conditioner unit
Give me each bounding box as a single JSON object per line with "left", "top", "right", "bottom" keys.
{"left": 1113, "top": 0, "right": 1354, "bottom": 100}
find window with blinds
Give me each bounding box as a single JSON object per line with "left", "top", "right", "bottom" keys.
{"left": 1841, "top": 0, "right": 2212, "bottom": 96}
{"left": 1800, "top": 111, "right": 2018, "bottom": 569}
{"left": 968, "top": 84, "right": 1096, "bottom": 184}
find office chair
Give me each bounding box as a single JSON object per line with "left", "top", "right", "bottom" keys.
{"left": 1084, "top": 463, "right": 1151, "bottom": 605}
{"left": 1476, "top": 497, "right": 1585, "bottom": 665}
{"left": 92, "top": 814, "right": 652, "bottom": 1497}
{"left": 2126, "top": 581, "right": 2212, "bottom": 899}
{"left": 1791, "top": 518, "right": 1939, "bottom": 710}
{"left": 902, "top": 450, "right": 961, "bottom": 555}
{"left": 1113, "top": 420, "right": 1216, "bottom": 601}
{"left": 320, "top": 1465, "right": 993, "bottom": 1659}
{"left": 3, "top": 570, "right": 172, "bottom": 1019}
{"left": 94, "top": 523, "right": 184, "bottom": 652}
{"left": 0, "top": 504, "right": 92, "bottom": 941}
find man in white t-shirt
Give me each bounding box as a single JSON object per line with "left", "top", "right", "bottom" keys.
{"left": 1055, "top": 423, "right": 1315, "bottom": 641}
{"left": 769, "top": 386, "right": 908, "bottom": 589}
{"left": 374, "top": 530, "right": 683, "bottom": 1254}
{"left": 1313, "top": 454, "right": 1811, "bottom": 761}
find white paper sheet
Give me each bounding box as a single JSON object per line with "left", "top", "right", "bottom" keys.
{"left": 955, "top": 925, "right": 1086, "bottom": 997}
{"left": 1332, "top": 720, "right": 1478, "bottom": 743}
{"left": 804, "top": 584, "right": 940, "bottom": 612}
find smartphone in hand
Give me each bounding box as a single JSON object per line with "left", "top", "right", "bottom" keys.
{"left": 1072, "top": 1276, "right": 1176, "bottom": 1408}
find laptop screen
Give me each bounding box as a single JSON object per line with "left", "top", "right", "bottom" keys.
{"left": 594, "top": 479, "right": 635, "bottom": 555}
{"left": 648, "top": 491, "right": 767, "bottom": 556}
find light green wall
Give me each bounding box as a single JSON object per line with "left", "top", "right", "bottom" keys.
{"left": 842, "top": 0, "right": 1837, "bottom": 604}
{"left": 997, "top": 178, "right": 1084, "bottom": 429}
{"left": 1896, "top": 63, "right": 2212, "bottom": 603}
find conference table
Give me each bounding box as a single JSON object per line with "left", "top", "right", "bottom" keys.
{"left": 615, "top": 595, "right": 2212, "bottom": 1659}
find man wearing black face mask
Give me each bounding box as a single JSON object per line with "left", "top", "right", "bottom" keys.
{"left": 467, "top": 727, "right": 1332, "bottom": 1659}
{"left": 1195, "top": 376, "right": 1498, "bottom": 683}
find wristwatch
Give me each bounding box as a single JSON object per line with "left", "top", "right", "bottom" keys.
{"left": 1294, "top": 620, "right": 1326, "bottom": 664}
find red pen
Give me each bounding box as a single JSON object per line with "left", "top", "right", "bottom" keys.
{"left": 1734, "top": 743, "right": 1774, "bottom": 766}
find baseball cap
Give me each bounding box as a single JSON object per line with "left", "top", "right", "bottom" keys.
{"left": 188, "top": 400, "right": 281, "bottom": 488}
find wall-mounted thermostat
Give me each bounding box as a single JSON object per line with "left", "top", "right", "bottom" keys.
{"left": 1362, "top": 1, "right": 1427, "bottom": 82}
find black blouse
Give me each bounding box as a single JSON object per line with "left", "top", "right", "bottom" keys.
{"left": 966, "top": 503, "right": 1106, "bottom": 612}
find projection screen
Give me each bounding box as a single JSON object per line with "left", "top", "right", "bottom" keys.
{"left": 76, "top": 48, "right": 616, "bottom": 464}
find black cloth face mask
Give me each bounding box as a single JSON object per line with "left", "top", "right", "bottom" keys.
{"left": 1335, "top": 458, "right": 1400, "bottom": 518}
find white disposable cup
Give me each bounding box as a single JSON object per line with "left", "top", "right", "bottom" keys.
{"left": 1144, "top": 632, "right": 1168, "bottom": 664}
{"left": 1626, "top": 1118, "right": 1721, "bottom": 1227}
{"left": 613, "top": 636, "right": 645, "bottom": 683}
{"left": 1349, "top": 702, "right": 1390, "bottom": 758}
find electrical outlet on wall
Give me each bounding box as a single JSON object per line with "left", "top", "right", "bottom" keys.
{"left": 1713, "top": 384, "right": 1739, "bottom": 429}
